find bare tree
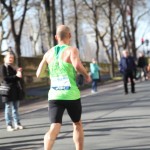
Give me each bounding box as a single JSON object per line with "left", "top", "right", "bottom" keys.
{"left": 0, "top": 6, "right": 11, "bottom": 52}
{"left": 115, "top": 0, "right": 148, "bottom": 58}
{"left": 98, "top": 0, "right": 116, "bottom": 77}
{"left": 83, "top": 0, "right": 100, "bottom": 62}
{"left": 1, "top": 0, "right": 29, "bottom": 67}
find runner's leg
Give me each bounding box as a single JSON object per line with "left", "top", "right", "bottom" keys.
{"left": 44, "top": 123, "right": 61, "bottom": 150}
{"left": 73, "top": 121, "right": 84, "bottom": 150}
{"left": 44, "top": 100, "right": 65, "bottom": 150}
{"left": 66, "top": 99, "right": 83, "bottom": 150}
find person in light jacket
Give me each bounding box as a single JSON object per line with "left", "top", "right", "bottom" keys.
{"left": 90, "top": 58, "right": 100, "bottom": 93}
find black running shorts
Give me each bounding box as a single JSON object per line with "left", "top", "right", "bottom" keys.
{"left": 48, "top": 99, "right": 81, "bottom": 124}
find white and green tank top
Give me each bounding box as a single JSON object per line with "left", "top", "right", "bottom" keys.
{"left": 48, "top": 44, "right": 80, "bottom": 100}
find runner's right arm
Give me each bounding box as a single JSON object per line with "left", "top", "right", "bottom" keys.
{"left": 36, "top": 54, "right": 48, "bottom": 78}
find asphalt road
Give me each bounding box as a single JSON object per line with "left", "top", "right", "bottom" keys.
{"left": 0, "top": 80, "right": 150, "bottom": 150}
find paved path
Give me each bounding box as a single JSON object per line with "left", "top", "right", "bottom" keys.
{"left": 0, "top": 80, "right": 150, "bottom": 150}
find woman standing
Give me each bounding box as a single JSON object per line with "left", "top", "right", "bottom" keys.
{"left": 1, "top": 51, "right": 24, "bottom": 131}
{"left": 90, "top": 58, "right": 100, "bottom": 93}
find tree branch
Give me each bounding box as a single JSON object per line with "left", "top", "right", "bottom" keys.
{"left": 1, "top": 0, "right": 9, "bottom": 10}
{"left": 19, "top": 0, "right": 29, "bottom": 37}
{"left": 135, "top": 9, "right": 150, "bottom": 26}
{"left": 83, "top": 0, "right": 93, "bottom": 11}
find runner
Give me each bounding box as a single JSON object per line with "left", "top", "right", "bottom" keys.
{"left": 36, "top": 25, "right": 91, "bottom": 150}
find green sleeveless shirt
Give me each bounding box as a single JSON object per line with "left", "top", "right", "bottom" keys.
{"left": 48, "top": 44, "right": 80, "bottom": 100}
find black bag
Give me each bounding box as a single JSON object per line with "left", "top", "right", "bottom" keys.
{"left": 98, "top": 71, "right": 101, "bottom": 83}
{"left": 17, "top": 80, "right": 25, "bottom": 100}
{"left": 0, "top": 83, "right": 10, "bottom": 96}
{"left": 77, "top": 74, "right": 84, "bottom": 86}
{"left": 0, "top": 66, "right": 10, "bottom": 96}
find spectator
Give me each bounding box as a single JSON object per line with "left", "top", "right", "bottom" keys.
{"left": 90, "top": 58, "right": 100, "bottom": 93}
{"left": 1, "top": 51, "right": 24, "bottom": 131}
{"left": 119, "top": 50, "right": 136, "bottom": 94}
{"left": 137, "top": 52, "right": 148, "bottom": 81}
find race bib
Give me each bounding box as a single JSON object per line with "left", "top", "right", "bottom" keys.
{"left": 51, "top": 76, "right": 71, "bottom": 90}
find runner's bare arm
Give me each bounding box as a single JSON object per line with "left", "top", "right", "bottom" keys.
{"left": 36, "top": 54, "right": 48, "bottom": 78}
{"left": 70, "top": 47, "right": 91, "bottom": 82}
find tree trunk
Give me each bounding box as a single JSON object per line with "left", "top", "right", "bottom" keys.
{"left": 129, "top": 0, "right": 136, "bottom": 58}
{"left": 15, "top": 37, "right": 22, "bottom": 67}
{"left": 93, "top": 5, "right": 99, "bottom": 62}
{"left": 119, "top": 1, "right": 129, "bottom": 50}
{"left": 109, "top": 0, "right": 115, "bottom": 78}
{"left": 73, "top": 0, "right": 79, "bottom": 49}
{"left": 98, "top": 32, "right": 111, "bottom": 63}
{"left": 60, "top": 0, "right": 65, "bottom": 24}
{"left": 51, "top": 0, "right": 57, "bottom": 46}
{"left": 43, "top": 0, "right": 52, "bottom": 47}
{"left": 83, "top": 0, "right": 99, "bottom": 62}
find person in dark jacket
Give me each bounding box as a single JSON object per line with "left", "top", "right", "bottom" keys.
{"left": 1, "top": 51, "right": 24, "bottom": 131}
{"left": 137, "top": 52, "right": 148, "bottom": 80}
{"left": 119, "top": 50, "right": 136, "bottom": 94}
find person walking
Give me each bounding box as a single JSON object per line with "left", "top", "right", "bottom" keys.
{"left": 119, "top": 50, "right": 136, "bottom": 94}
{"left": 137, "top": 52, "right": 148, "bottom": 81}
{"left": 1, "top": 51, "right": 24, "bottom": 131}
{"left": 36, "top": 25, "right": 91, "bottom": 150}
{"left": 90, "top": 58, "right": 100, "bottom": 93}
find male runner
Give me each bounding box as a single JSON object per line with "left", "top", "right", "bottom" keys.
{"left": 36, "top": 25, "right": 91, "bottom": 150}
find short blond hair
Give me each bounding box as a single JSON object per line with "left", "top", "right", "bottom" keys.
{"left": 56, "top": 25, "right": 70, "bottom": 40}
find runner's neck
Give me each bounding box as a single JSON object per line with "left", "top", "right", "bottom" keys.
{"left": 58, "top": 40, "right": 70, "bottom": 46}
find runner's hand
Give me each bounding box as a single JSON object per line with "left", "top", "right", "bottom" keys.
{"left": 85, "top": 75, "right": 92, "bottom": 83}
